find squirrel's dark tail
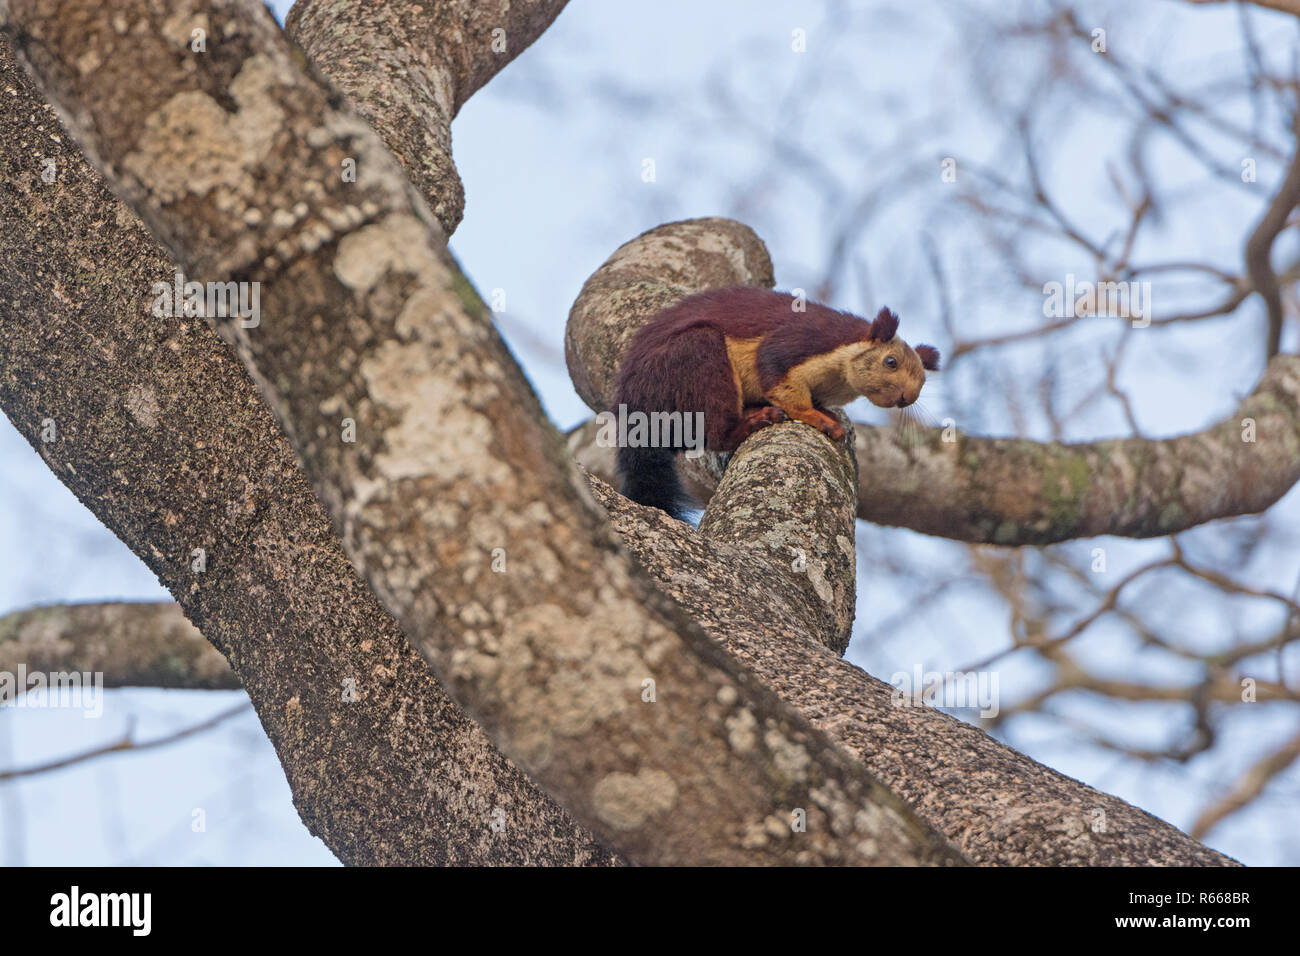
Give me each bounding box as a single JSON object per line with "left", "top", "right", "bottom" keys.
{"left": 617, "top": 444, "right": 689, "bottom": 520}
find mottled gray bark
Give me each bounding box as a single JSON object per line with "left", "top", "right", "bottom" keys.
{"left": 2, "top": 0, "right": 964, "bottom": 866}
{"left": 847, "top": 363, "right": 1300, "bottom": 543}
{"left": 565, "top": 217, "right": 776, "bottom": 411}
{"left": 0, "top": 17, "right": 610, "bottom": 867}
{"left": 699, "top": 413, "right": 860, "bottom": 654}
{"left": 586, "top": 476, "right": 1234, "bottom": 865}
{"left": 285, "top": 0, "right": 568, "bottom": 234}
{"left": 0, "top": 602, "right": 238, "bottom": 690}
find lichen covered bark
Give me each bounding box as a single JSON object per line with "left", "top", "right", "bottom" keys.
{"left": 0, "top": 28, "right": 610, "bottom": 867}
{"left": 4, "top": 0, "right": 964, "bottom": 865}
{"left": 699, "top": 413, "right": 859, "bottom": 654}
{"left": 565, "top": 217, "right": 775, "bottom": 412}
{"left": 849, "top": 365, "right": 1300, "bottom": 542}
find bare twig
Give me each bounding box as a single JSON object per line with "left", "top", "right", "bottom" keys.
{"left": 0, "top": 702, "right": 250, "bottom": 781}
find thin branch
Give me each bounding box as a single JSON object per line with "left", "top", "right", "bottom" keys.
{"left": 0, "top": 702, "right": 250, "bottom": 781}
{"left": 1191, "top": 728, "right": 1300, "bottom": 839}
{"left": 1245, "top": 114, "right": 1300, "bottom": 357}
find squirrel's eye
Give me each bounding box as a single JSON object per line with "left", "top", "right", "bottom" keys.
{"left": 884, "top": 355, "right": 898, "bottom": 370}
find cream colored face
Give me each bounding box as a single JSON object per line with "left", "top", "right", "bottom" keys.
{"left": 845, "top": 341, "right": 927, "bottom": 408}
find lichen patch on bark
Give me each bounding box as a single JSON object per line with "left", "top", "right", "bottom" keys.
{"left": 592, "top": 768, "right": 678, "bottom": 830}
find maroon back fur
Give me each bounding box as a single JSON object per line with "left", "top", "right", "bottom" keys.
{"left": 615, "top": 286, "right": 878, "bottom": 406}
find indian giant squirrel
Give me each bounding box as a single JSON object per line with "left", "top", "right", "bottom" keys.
{"left": 612, "top": 285, "right": 939, "bottom": 519}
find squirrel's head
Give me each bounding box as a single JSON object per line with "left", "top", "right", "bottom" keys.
{"left": 844, "top": 308, "right": 940, "bottom": 409}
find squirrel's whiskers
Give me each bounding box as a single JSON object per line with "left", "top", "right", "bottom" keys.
{"left": 891, "top": 401, "right": 935, "bottom": 444}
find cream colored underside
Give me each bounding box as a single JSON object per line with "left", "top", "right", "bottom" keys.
{"left": 724, "top": 336, "right": 765, "bottom": 405}
{"left": 725, "top": 336, "right": 871, "bottom": 408}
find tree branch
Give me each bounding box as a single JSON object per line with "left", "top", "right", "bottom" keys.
{"left": 1191, "top": 728, "right": 1300, "bottom": 839}
{"left": 587, "top": 474, "right": 1237, "bottom": 865}
{"left": 1245, "top": 115, "right": 1300, "bottom": 358}
{"left": 0, "top": 702, "right": 249, "bottom": 781}
{"left": 285, "top": 0, "right": 568, "bottom": 234}
{"left": 0, "top": 602, "right": 238, "bottom": 690}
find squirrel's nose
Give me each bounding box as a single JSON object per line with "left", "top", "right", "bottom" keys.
{"left": 896, "top": 396, "right": 913, "bottom": 408}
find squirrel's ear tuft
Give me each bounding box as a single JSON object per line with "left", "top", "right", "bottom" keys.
{"left": 915, "top": 344, "right": 940, "bottom": 371}
{"left": 870, "top": 307, "right": 899, "bottom": 342}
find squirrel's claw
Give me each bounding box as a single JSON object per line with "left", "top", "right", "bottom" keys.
{"left": 745, "top": 405, "right": 787, "bottom": 427}
{"left": 819, "top": 420, "right": 846, "bottom": 441}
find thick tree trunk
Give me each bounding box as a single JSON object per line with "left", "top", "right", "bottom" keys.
{"left": 0, "top": 22, "right": 611, "bottom": 868}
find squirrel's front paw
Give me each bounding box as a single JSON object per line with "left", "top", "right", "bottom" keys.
{"left": 818, "top": 419, "right": 846, "bottom": 441}
{"left": 798, "top": 409, "right": 845, "bottom": 440}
